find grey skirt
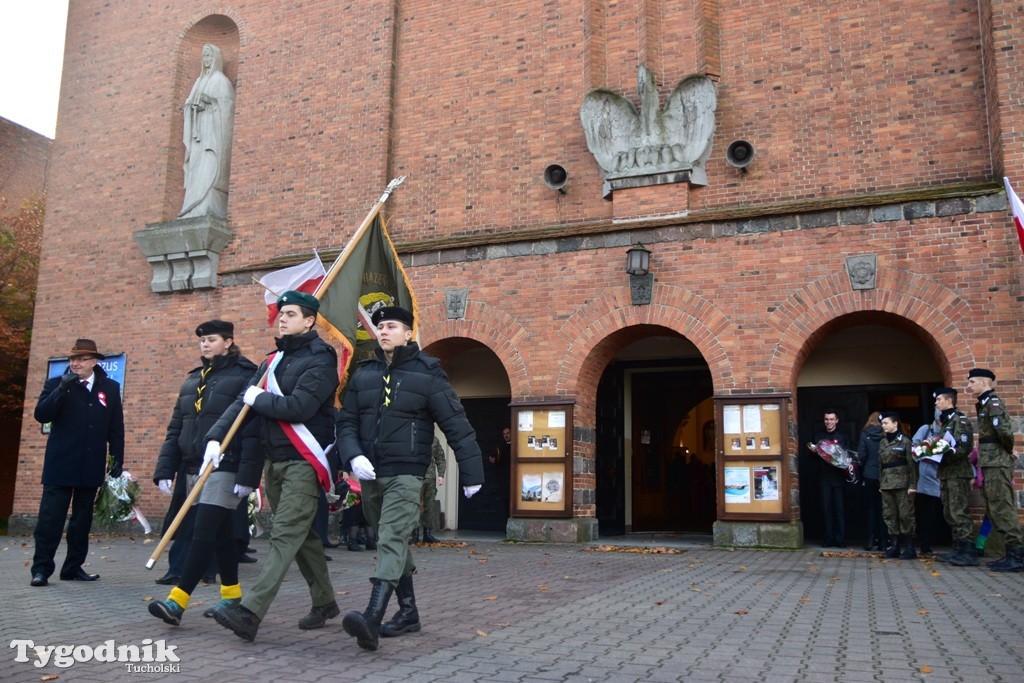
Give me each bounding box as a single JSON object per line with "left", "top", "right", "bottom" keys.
{"left": 186, "top": 470, "right": 245, "bottom": 510}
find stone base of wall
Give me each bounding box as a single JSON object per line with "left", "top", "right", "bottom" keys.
{"left": 713, "top": 520, "right": 804, "bottom": 548}
{"left": 506, "top": 517, "right": 599, "bottom": 543}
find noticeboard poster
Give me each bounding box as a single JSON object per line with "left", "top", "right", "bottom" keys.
{"left": 511, "top": 402, "right": 573, "bottom": 518}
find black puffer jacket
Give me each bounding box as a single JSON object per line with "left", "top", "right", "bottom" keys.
{"left": 336, "top": 342, "right": 483, "bottom": 485}
{"left": 208, "top": 331, "right": 339, "bottom": 464}
{"left": 153, "top": 351, "right": 263, "bottom": 487}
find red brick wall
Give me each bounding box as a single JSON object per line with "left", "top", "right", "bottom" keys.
{"left": 0, "top": 117, "right": 50, "bottom": 218}
{"left": 16, "top": 1, "right": 1024, "bottom": 528}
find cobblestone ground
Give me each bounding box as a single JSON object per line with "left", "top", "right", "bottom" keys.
{"left": 3, "top": 533, "right": 1023, "bottom": 682}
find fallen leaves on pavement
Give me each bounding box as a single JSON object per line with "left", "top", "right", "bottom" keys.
{"left": 584, "top": 545, "right": 682, "bottom": 554}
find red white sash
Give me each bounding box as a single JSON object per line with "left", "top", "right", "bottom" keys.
{"left": 265, "top": 351, "right": 335, "bottom": 494}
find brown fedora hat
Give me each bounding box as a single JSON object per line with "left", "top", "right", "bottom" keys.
{"left": 68, "top": 338, "right": 106, "bottom": 360}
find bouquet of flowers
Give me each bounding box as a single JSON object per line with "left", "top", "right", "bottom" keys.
{"left": 808, "top": 439, "right": 859, "bottom": 483}
{"left": 247, "top": 486, "right": 265, "bottom": 537}
{"left": 328, "top": 475, "right": 361, "bottom": 513}
{"left": 93, "top": 460, "right": 151, "bottom": 532}
{"left": 911, "top": 435, "right": 951, "bottom": 463}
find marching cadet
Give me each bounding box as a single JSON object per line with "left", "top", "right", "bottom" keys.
{"left": 966, "top": 368, "right": 1023, "bottom": 572}
{"left": 878, "top": 411, "right": 917, "bottom": 560}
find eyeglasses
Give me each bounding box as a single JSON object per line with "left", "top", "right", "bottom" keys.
{"left": 69, "top": 356, "right": 95, "bottom": 363}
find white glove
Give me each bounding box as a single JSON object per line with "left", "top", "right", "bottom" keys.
{"left": 243, "top": 386, "right": 264, "bottom": 406}
{"left": 463, "top": 484, "right": 482, "bottom": 498}
{"left": 234, "top": 484, "right": 254, "bottom": 498}
{"left": 157, "top": 479, "right": 173, "bottom": 495}
{"left": 350, "top": 455, "right": 376, "bottom": 480}
{"left": 200, "top": 441, "right": 222, "bottom": 474}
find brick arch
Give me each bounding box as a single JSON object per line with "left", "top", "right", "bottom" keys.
{"left": 416, "top": 300, "right": 531, "bottom": 395}
{"left": 767, "top": 268, "right": 975, "bottom": 389}
{"left": 556, "top": 284, "right": 735, "bottom": 405}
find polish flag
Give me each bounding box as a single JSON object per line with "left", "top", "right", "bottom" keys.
{"left": 259, "top": 256, "right": 326, "bottom": 325}
{"left": 1003, "top": 177, "right": 1024, "bottom": 260}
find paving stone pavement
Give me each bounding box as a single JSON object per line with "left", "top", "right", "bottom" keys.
{"left": 3, "top": 533, "right": 1023, "bottom": 682}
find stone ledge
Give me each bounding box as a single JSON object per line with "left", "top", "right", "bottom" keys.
{"left": 712, "top": 520, "right": 803, "bottom": 548}
{"left": 506, "top": 517, "right": 599, "bottom": 543}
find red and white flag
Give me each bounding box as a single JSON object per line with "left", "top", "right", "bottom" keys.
{"left": 1003, "top": 177, "right": 1024, "bottom": 259}
{"left": 258, "top": 255, "right": 326, "bottom": 325}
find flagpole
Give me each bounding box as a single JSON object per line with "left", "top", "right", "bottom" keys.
{"left": 315, "top": 175, "right": 406, "bottom": 297}
{"left": 145, "top": 176, "right": 406, "bottom": 569}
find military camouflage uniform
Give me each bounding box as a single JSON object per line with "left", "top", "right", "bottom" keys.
{"left": 935, "top": 408, "right": 974, "bottom": 544}
{"left": 974, "top": 390, "right": 1022, "bottom": 548}
{"left": 420, "top": 438, "right": 447, "bottom": 528}
{"left": 879, "top": 432, "right": 916, "bottom": 536}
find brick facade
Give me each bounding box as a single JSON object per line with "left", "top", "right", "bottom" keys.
{"left": 14, "top": 1, "right": 1024, "bottom": 541}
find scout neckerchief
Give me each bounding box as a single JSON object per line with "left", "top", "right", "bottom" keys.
{"left": 265, "top": 351, "right": 336, "bottom": 494}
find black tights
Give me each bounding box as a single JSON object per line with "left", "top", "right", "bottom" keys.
{"left": 179, "top": 502, "right": 240, "bottom": 595}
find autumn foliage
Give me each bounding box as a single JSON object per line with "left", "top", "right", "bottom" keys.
{"left": 0, "top": 194, "right": 43, "bottom": 415}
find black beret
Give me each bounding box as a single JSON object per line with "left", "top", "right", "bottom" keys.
{"left": 277, "top": 290, "right": 320, "bottom": 314}
{"left": 195, "top": 319, "right": 234, "bottom": 338}
{"left": 932, "top": 387, "right": 957, "bottom": 399}
{"left": 968, "top": 368, "right": 995, "bottom": 380}
{"left": 371, "top": 305, "right": 414, "bottom": 328}
{"left": 879, "top": 410, "right": 900, "bottom": 423}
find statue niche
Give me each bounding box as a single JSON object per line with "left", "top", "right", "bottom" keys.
{"left": 580, "top": 65, "right": 716, "bottom": 198}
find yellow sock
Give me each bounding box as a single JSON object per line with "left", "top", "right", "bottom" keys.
{"left": 168, "top": 587, "right": 190, "bottom": 609}
{"left": 221, "top": 583, "right": 241, "bottom": 600}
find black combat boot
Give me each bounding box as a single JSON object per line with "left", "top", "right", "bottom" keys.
{"left": 342, "top": 578, "right": 395, "bottom": 651}
{"left": 937, "top": 542, "right": 959, "bottom": 562}
{"left": 421, "top": 527, "right": 439, "bottom": 544}
{"left": 864, "top": 535, "right": 877, "bottom": 552}
{"left": 364, "top": 530, "right": 378, "bottom": 550}
{"left": 899, "top": 536, "right": 917, "bottom": 560}
{"left": 380, "top": 573, "right": 421, "bottom": 637}
{"left": 990, "top": 546, "right": 1024, "bottom": 572}
{"left": 410, "top": 527, "right": 421, "bottom": 544}
{"left": 948, "top": 541, "right": 980, "bottom": 566}
{"left": 883, "top": 535, "right": 901, "bottom": 558}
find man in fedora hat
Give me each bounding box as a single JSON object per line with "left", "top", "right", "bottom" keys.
{"left": 30, "top": 339, "right": 124, "bottom": 586}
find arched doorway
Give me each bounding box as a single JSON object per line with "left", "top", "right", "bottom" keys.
{"left": 594, "top": 327, "right": 715, "bottom": 536}
{"left": 796, "top": 316, "right": 945, "bottom": 545}
{"left": 424, "top": 337, "right": 511, "bottom": 532}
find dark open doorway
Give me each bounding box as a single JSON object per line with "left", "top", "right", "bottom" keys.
{"left": 597, "top": 360, "right": 715, "bottom": 535}
{"left": 797, "top": 383, "right": 947, "bottom": 545}
{"left": 458, "top": 397, "right": 511, "bottom": 532}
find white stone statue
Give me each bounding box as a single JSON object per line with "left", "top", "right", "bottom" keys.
{"left": 179, "top": 44, "right": 235, "bottom": 219}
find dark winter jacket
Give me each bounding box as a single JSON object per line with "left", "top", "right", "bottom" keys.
{"left": 34, "top": 364, "right": 124, "bottom": 488}
{"left": 336, "top": 342, "right": 483, "bottom": 485}
{"left": 857, "top": 425, "right": 883, "bottom": 481}
{"left": 208, "top": 331, "right": 339, "bottom": 466}
{"left": 153, "top": 351, "right": 263, "bottom": 488}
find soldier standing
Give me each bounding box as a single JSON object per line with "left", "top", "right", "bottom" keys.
{"left": 878, "top": 411, "right": 917, "bottom": 559}
{"left": 930, "top": 388, "right": 977, "bottom": 566}
{"left": 966, "top": 368, "right": 1023, "bottom": 572}
{"left": 412, "top": 437, "right": 446, "bottom": 544}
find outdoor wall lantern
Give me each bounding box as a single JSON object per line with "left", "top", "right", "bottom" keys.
{"left": 626, "top": 244, "right": 653, "bottom": 305}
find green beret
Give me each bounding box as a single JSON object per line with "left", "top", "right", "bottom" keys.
{"left": 277, "top": 290, "right": 320, "bottom": 314}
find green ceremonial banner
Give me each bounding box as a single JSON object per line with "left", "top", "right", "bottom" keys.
{"left": 318, "top": 215, "right": 417, "bottom": 383}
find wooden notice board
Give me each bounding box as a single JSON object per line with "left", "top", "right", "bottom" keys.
{"left": 716, "top": 395, "right": 791, "bottom": 520}
{"left": 510, "top": 401, "right": 573, "bottom": 518}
